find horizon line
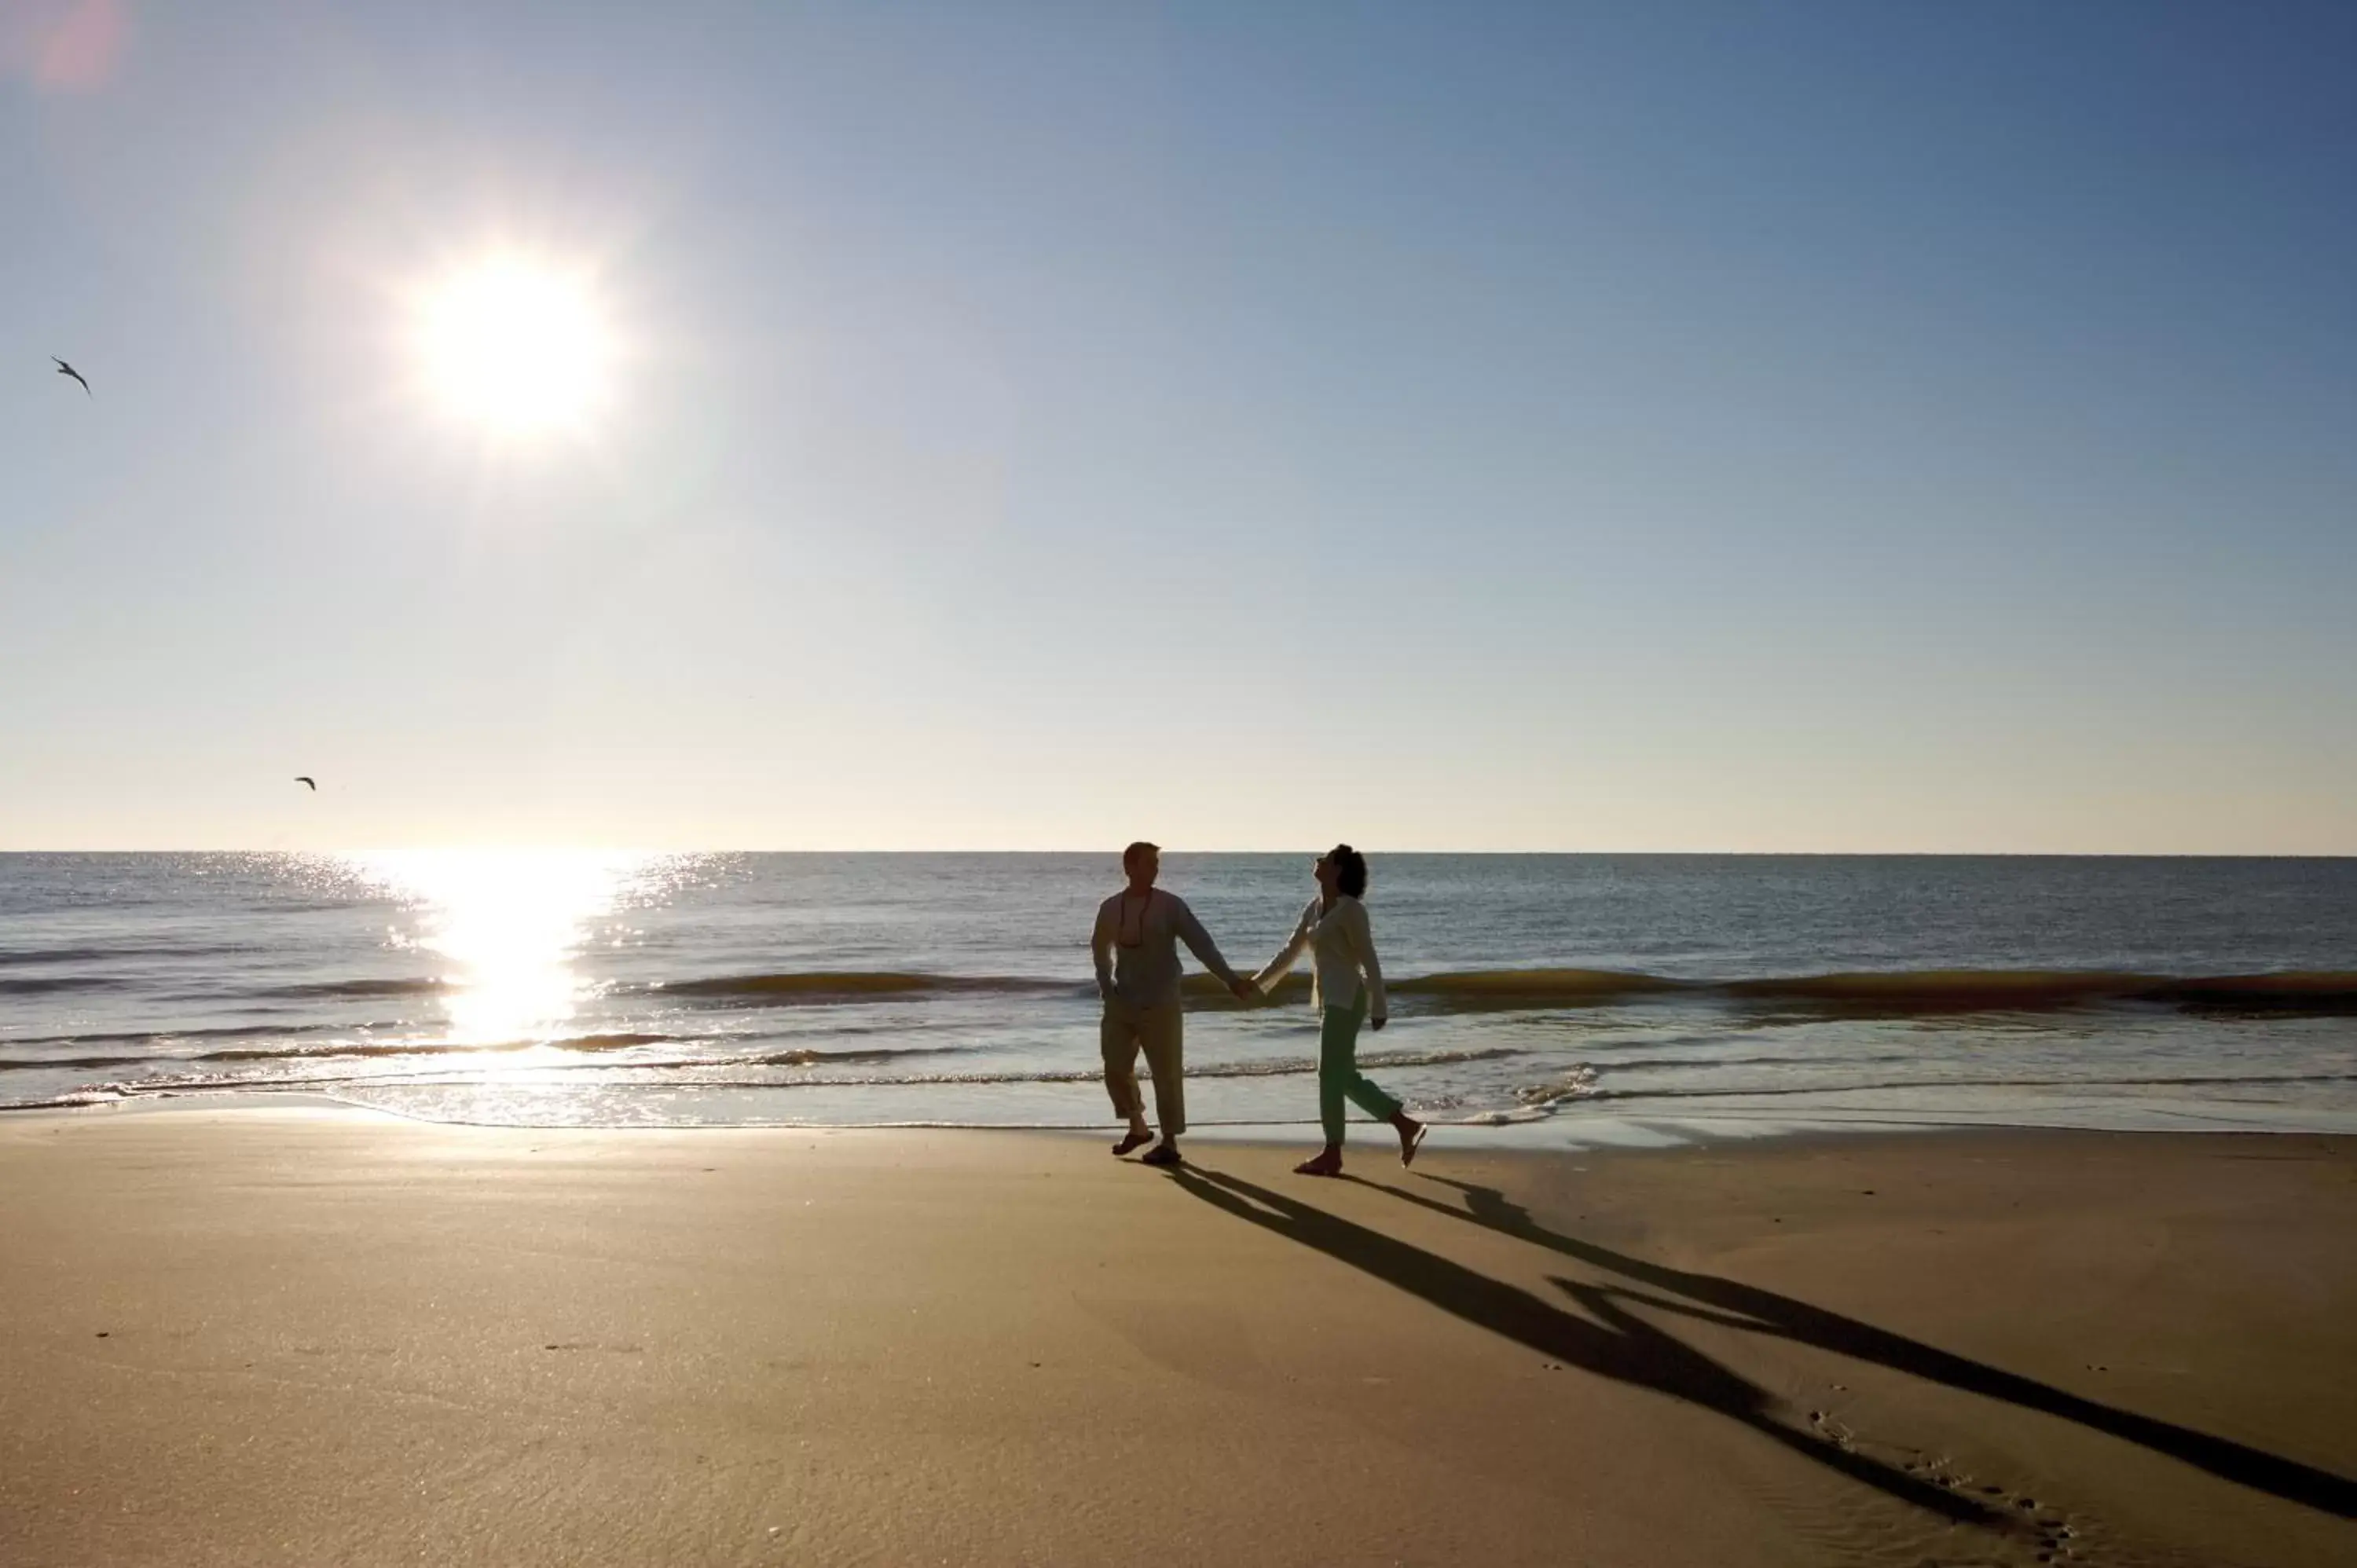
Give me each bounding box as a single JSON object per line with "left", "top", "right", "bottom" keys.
{"left": 2, "top": 847, "right": 2354, "bottom": 861}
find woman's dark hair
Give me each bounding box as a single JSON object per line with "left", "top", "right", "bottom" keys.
{"left": 1329, "top": 843, "right": 1369, "bottom": 899}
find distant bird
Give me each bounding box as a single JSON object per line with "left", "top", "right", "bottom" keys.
{"left": 295, "top": 776, "right": 317, "bottom": 791}
{"left": 52, "top": 357, "right": 91, "bottom": 397}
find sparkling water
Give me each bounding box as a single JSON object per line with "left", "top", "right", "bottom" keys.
{"left": 3, "top": 852, "right": 2352, "bottom": 1142}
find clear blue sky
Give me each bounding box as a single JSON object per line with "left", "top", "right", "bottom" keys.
{"left": 5, "top": 1, "right": 2352, "bottom": 852}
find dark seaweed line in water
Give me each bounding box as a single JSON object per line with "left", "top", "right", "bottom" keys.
{"left": 1392, "top": 968, "right": 2357, "bottom": 1009}
{"left": 658, "top": 972, "right": 1084, "bottom": 1001}
{"left": 632, "top": 966, "right": 2357, "bottom": 1012}
{"left": 263, "top": 978, "right": 449, "bottom": 998}
{"left": 0, "top": 1035, "right": 1004, "bottom": 1075}
{"left": 16, "top": 966, "right": 2357, "bottom": 1013}
{"left": 9, "top": 976, "right": 446, "bottom": 1001}
{"left": 0, "top": 1020, "right": 387, "bottom": 1050}
{"left": 655, "top": 966, "right": 2357, "bottom": 1004}
{"left": 636, "top": 962, "right": 2357, "bottom": 1009}
{"left": 0, "top": 943, "right": 260, "bottom": 968}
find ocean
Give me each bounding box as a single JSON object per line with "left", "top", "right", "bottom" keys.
{"left": 2, "top": 852, "right": 2353, "bottom": 1144}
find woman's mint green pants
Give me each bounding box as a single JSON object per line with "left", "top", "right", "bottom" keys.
{"left": 1320, "top": 995, "right": 1402, "bottom": 1144}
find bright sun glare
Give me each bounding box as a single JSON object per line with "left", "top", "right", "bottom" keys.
{"left": 411, "top": 255, "right": 616, "bottom": 437}
{"left": 348, "top": 849, "right": 648, "bottom": 1048}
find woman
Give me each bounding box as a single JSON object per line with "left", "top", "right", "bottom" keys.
{"left": 1252, "top": 844, "right": 1427, "bottom": 1176}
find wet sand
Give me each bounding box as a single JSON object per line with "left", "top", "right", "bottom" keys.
{"left": 2, "top": 1109, "right": 2351, "bottom": 1566}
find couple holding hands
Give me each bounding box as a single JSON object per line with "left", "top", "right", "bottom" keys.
{"left": 1089, "top": 841, "right": 1428, "bottom": 1176}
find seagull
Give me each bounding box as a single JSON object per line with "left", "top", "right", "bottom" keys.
{"left": 295, "top": 776, "right": 317, "bottom": 791}
{"left": 52, "top": 357, "right": 91, "bottom": 397}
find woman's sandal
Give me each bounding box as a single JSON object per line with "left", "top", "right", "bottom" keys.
{"left": 1292, "top": 1154, "right": 1342, "bottom": 1177}
{"left": 1399, "top": 1121, "right": 1429, "bottom": 1168}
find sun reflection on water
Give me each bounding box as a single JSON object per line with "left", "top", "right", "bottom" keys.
{"left": 345, "top": 850, "right": 658, "bottom": 1048}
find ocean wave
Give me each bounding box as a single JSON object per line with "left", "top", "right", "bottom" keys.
{"left": 32, "top": 1042, "right": 1527, "bottom": 1103}
{"left": 1721, "top": 969, "right": 2357, "bottom": 1010}
{"left": 1186, "top": 1045, "right": 1523, "bottom": 1079}
{"left": 0, "top": 1031, "right": 678, "bottom": 1074}
{"left": 990, "top": 965, "right": 2357, "bottom": 1014}
{"left": 1513, "top": 1066, "right": 1600, "bottom": 1107}
{"left": 1573, "top": 1071, "right": 2357, "bottom": 1104}
{"left": 742, "top": 1044, "right": 978, "bottom": 1067}
{"left": 262, "top": 978, "right": 449, "bottom": 999}
{"left": 0, "top": 1052, "right": 160, "bottom": 1073}
{"left": 1393, "top": 969, "right": 1688, "bottom": 1003}
{"left": 718, "top": 1044, "right": 1524, "bottom": 1086}
{"left": 0, "top": 943, "right": 254, "bottom": 968}
{"left": 1181, "top": 973, "right": 1312, "bottom": 1000}
{"left": 658, "top": 971, "right": 1083, "bottom": 1003}
{"left": 0, "top": 975, "right": 117, "bottom": 995}
{"left": 1458, "top": 1106, "right": 1555, "bottom": 1127}
{"left": 190, "top": 1031, "right": 689, "bottom": 1062}
{"left": 0, "top": 1035, "right": 998, "bottom": 1080}
{"left": 1, "top": 1020, "right": 373, "bottom": 1050}
{"left": 1577, "top": 1050, "right": 1920, "bottom": 1073}
{"left": 20, "top": 964, "right": 2357, "bottom": 1018}
{"left": 0, "top": 1088, "right": 134, "bottom": 1111}
{"left": 1384, "top": 967, "right": 2357, "bottom": 1014}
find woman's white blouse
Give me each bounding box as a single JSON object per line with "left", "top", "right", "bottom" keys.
{"left": 1253, "top": 895, "right": 1387, "bottom": 1021}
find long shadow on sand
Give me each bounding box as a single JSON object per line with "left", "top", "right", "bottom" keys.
{"left": 1349, "top": 1171, "right": 2356, "bottom": 1521}
{"left": 1166, "top": 1165, "right": 2011, "bottom": 1531}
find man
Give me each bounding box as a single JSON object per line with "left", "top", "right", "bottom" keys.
{"left": 1091, "top": 841, "right": 1254, "bottom": 1166}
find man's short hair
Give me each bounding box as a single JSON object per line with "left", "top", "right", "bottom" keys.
{"left": 1122, "top": 841, "right": 1160, "bottom": 872}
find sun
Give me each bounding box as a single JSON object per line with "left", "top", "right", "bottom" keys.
{"left": 409, "top": 254, "right": 617, "bottom": 437}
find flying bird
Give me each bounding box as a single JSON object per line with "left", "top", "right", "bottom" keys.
{"left": 52, "top": 357, "right": 90, "bottom": 397}
{"left": 295, "top": 776, "right": 317, "bottom": 791}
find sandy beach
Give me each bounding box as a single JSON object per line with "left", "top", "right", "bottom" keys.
{"left": 2, "top": 1110, "right": 2351, "bottom": 1567}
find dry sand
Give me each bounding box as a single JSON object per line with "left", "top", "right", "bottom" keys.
{"left": 2, "top": 1108, "right": 2351, "bottom": 1566}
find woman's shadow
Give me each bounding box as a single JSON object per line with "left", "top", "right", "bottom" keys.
{"left": 1164, "top": 1163, "right": 2356, "bottom": 1528}
{"left": 1358, "top": 1171, "right": 2353, "bottom": 1519}
{"left": 1165, "top": 1164, "right": 2008, "bottom": 1529}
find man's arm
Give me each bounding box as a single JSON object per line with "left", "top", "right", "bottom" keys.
{"left": 1090, "top": 901, "right": 1116, "bottom": 1000}
{"left": 1170, "top": 897, "right": 1248, "bottom": 993}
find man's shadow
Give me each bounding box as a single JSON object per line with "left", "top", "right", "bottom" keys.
{"left": 1343, "top": 1171, "right": 2355, "bottom": 1521}
{"left": 1165, "top": 1165, "right": 2008, "bottom": 1529}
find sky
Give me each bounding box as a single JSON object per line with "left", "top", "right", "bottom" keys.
{"left": 3, "top": 0, "right": 2353, "bottom": 853}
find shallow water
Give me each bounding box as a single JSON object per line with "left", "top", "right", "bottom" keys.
{"left": 2, "top": 852, "right": 2353, "bottom": 1141}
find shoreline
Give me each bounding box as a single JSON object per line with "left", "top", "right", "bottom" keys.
{"left": 9, "top": 1084, "right": 2355, "bottom": 1149}
{"left": 5, "top": 1108, "right": 2352, "bottom": 1565}
{"left": 15, "top": 1089, "right": 2357, "bottom": 1170}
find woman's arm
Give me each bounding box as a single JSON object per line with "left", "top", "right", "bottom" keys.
{"left": 1252, "top": 900, "right": 1317, "bottom": 995}
{"left": 1351, "top": 900, "right": 1388, "bottom": 1025}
